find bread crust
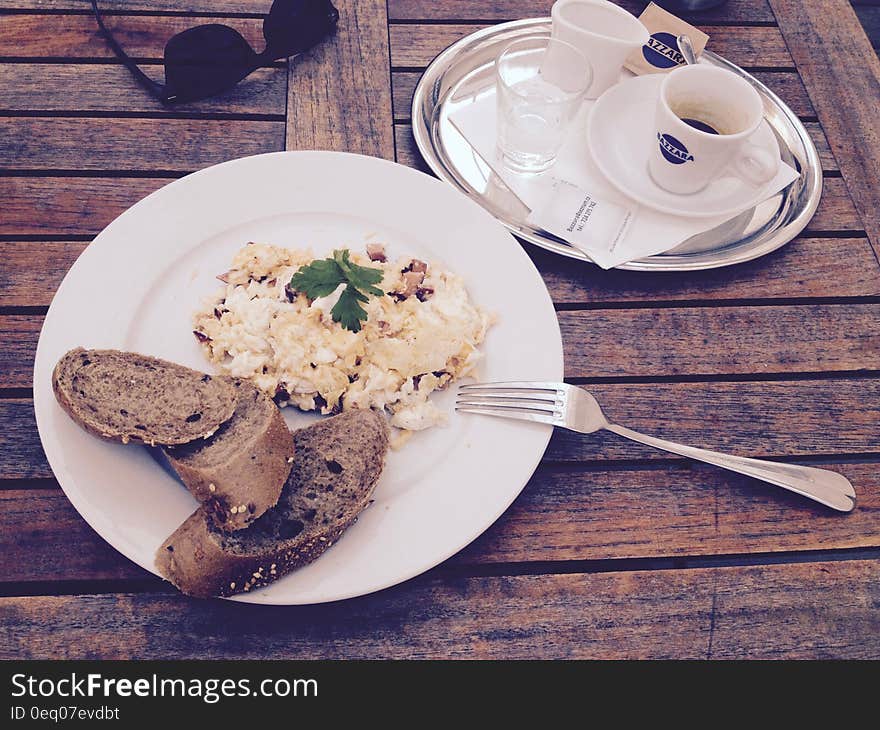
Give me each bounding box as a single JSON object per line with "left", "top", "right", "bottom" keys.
{"left": 156, "top": 503, "right": 370, "bottom": 599}
{"left": 156, "top": 410, "right": 388, "bottom": 598}
{"left": 165, "top": 396, "right": 294, "bottom": 531}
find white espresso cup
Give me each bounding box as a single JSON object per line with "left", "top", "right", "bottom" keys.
{"left": 648, "top": 65, "right": 779, "bottom": 195}
{"left": 550, "top": 0, "right": 649, "bottom": 99}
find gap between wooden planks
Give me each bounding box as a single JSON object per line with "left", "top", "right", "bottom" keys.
{"left": 1, "top": 559, "right": 878, "bottom": 659}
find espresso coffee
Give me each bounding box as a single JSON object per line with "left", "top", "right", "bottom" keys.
{"left": 670, "top": 102, "right": 731, "bottom": 135}
{"left": 680, "top": 117, "right": 720, "bottom": 134}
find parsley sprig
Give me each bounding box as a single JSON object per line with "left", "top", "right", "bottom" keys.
{"left": 289, "top": 249, "right": 384, "bottom": 332}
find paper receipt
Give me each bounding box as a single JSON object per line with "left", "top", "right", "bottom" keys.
{"left": 527, "top": 179, "right": 636, "bottom": 267}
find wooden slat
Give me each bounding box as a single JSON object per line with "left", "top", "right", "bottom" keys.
{"left": 2, "top": 460, "right": 877, "bottom": 585}
{"left": 558, "top": 303, "right": 880, "bottom": 377}
{"left": 0, "top": 401, "right": 45, "bottom": 480}
{"left": 0, "top": 177, "right": 169, "bottom": 236}
{"left": 286, "top": 0, "right": 394, "bottom": 159}
{"left": 391, "top": 69, "right": 816, "bottom": 120}
{"left": 394, "top": 124, "right": 444, "bottom": 172}
{"left": 2, "top": 560, "right": 878, "bottom": 658}
{"left": 4, "top": 234, "right": 880, "bottom": 308}
{"left": 528, "top": 237, "right": 880, "bottom": 303}
{"left": 799, "top": 122, "right": 837, "bottom": 171}
{"left": 770, "top": 0, "right": 880, "bottom": 257}
{"left": 386, "top": 0, "right": 776, "bottom": 23}
{"left": 545, "top": 378, "right": 880, "bottom": 462}
{"left": 0, "top": 63, "right": 287, "bottom": 115}
{"left": 4, "top": 303, "right": 876, "bottom": 388}
{"left": 0, "top": 14, "right": 266, "bottom": 60}
{"left": 0, "top": 241, "right": 88, "bottom": 306}
{"left": 460, "top": 462, "right": 880, "bottom": 564}
{"left": 5, "top": 379, "right": 878, "bottom": 480}
{"left": 708, "top": 560, "right": 880, "bottom": 659}
{"left": 0, "top": 117, "right": 285, "bottom": 171}
{"left": 389, "top": 25, "right": 793, "bottom": 68}
{"left": 0, "top": 489, "right": 148, "bottom": 584}
{"left": 753, "top": 70, "right": 815, "bottom": 117}
{"left": 0, "top": 316, "right": 41, "bottom": 389}
{"left": 801, "top": 177, "right": 864, "bottom": 231}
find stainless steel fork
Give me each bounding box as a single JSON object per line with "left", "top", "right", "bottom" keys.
{"left": 457, "top": 381, "right": 856, "bottom": 512}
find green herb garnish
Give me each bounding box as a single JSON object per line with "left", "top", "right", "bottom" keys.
{"left": 289, "top": 249, "right": 384, "bottom": 332}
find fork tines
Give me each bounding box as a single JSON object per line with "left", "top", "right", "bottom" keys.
{"left": 455, "top": 381, "right": 563, "bottom": 426}
{"left": 458, "top": 381, "right": 561, "bottom": 392}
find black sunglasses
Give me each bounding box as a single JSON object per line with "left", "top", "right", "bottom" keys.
{"left": 90, "top": 0, "right": 339, "bottom": 105}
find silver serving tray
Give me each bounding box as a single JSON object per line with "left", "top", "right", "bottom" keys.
{"left": 411, "top": 18, "right": 822, "bottom": 271}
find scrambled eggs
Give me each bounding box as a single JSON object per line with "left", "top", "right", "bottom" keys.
{"left": 193, "top": 243, "right": 493, "bottom": 433}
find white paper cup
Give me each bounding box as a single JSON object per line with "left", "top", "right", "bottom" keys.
{"left": 648, "top": 65, "right": 779, "bottom": 195}
{"left": 550, "top": 0, "right": 649, "bottom": 99}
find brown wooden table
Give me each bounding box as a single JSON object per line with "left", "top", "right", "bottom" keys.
{"left": 1, "top": 0, "right": 879, "bottom": 660}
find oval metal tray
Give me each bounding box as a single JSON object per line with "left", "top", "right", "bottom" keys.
{"left": 411, "top": 18, "right": 822, "bottom": 271}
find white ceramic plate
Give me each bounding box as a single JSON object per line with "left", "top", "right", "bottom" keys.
{"left": 33, "top": 151, "right": 563, "bottom": 605}
{"left": 587, "top": 74, "right": 784, "bottom": 219}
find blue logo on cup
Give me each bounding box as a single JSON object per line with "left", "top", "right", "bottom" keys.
{"left": 643, "top": 31, "right": 685, "bottom": 69}
{"left": 657, "top": 133, "right": 694, "bottom": 164}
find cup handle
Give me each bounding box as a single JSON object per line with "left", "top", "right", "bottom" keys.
{"left": 731, "top": 142, "right": 779, "bottom": 186}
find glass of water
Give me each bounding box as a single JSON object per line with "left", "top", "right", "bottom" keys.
{"left": 496, "top": 36, "right": 592, "bottom": 173}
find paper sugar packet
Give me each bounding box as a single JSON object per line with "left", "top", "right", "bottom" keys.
{"left": 624, "top": 2, "right": 710, "bottom": 76}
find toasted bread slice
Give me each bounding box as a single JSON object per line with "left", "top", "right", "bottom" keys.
{"left": 52, "top": 348, "right": 236, "bottom": 446}
{"left": 164, "top": 379, "right": 294, "bottom": 531}
{"left": 156, "top": 409, "right": 388, "bottom": 598}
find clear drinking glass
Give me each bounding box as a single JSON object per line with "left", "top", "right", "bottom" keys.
{"left": 495, "top": 36, "right": 592, "bottom": 173}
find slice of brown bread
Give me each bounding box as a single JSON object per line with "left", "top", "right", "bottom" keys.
{"left": 156, "top": 409, "right": 388, "bottom": 598}
{"left": 52, "top": 348, "right": 236, "bottom": 446}
{"left": 163, "top": 379, "right": 294, "bottom": 532}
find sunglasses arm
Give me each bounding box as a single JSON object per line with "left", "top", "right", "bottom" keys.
{"left": 90, "top": 0, "right": 167, "bottom": 101}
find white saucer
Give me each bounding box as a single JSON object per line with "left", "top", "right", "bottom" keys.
{"left": 587, "top": 74, "right": 783, "bottom": 219}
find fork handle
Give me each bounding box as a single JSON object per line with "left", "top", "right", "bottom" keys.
{"left": 604, "top": 423, "right": 856, "bottom": 512}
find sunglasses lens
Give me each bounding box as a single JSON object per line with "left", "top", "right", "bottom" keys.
{"left": 263, "top": 0, "right": 339, "bottom": 59}
{"left": 164, "top": 24, "right": 259, "bottom": 102}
